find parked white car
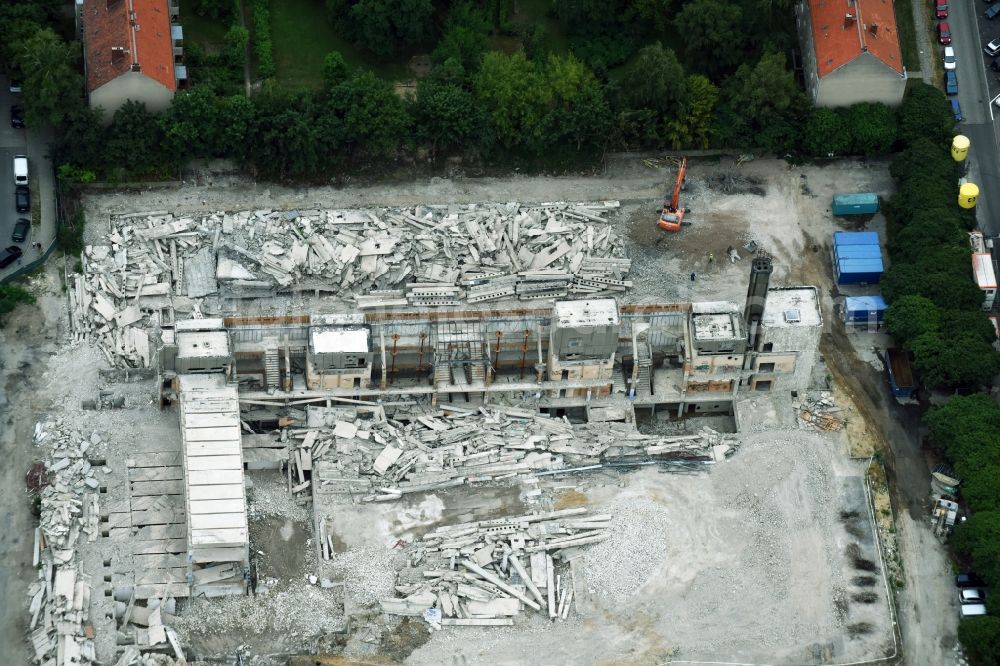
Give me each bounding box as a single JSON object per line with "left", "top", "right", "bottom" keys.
{"left": 944, "top": 46, "right": 957, "bottom": 70}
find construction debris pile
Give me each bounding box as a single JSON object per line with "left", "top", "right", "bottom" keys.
{"left": 795, "top": 391, "right": 845, "bottom": 431}
{"left": 28, "top": 423, "right": 102, "bottom": 666}
{"left": 68, "top": 202, "right": 629, "bottom": 366}
{"left": 380, "top": 508, "right": 607, "bottom": 626}
{"left": 298, "top": 406, "right": 735, "bottom": 501}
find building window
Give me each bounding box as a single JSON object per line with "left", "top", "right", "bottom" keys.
{"left": 762, "top": 343, "right": 773, "bottom": 352}
{"left": 759, "top": 362, "right": 775, "bottom": 372}
{"left": 755, "top": 380, "right": 772, "bottom": 391}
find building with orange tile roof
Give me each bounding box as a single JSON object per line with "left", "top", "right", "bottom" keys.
{"left": 79, "top": 0, "right": 185, "bottom": 119}
{"left": 796, "top": 0, "right": 907, "bottom": 107}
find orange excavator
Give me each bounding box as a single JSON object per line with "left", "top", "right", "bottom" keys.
{"left": 657, "top": 157, "right": 689, "bottom": 232}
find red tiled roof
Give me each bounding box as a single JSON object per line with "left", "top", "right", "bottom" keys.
{"left": 806, "top": 0, "right": 904, "bottom": 77}
{"left": 82, "top": 0, "right": 176, "bottom": 94}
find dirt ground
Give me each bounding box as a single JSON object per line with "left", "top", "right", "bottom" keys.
{"left": 0, "top": 155, "right": 958, "bottom": 665}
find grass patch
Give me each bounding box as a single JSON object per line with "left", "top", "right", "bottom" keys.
{"left": 183, "top": 11, "right": 230, "bottom": 49}
{"left": 894, "top": 0, "right": 921, "bottom": 72}
{"left": 269, "top": 0, "right": 409, "bottom": 88}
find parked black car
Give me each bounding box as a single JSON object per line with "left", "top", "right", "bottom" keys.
{"left": 15, "top": 185, "right": 29, "bottom": 213}
{"left": 11, "top": 218, "right": 29, "bottom": 243}
{"left": 9, "top": 105, "right": 23, "bottom": 129}
{"left": 957, "top": 573, "right": 986, "bottom": 588}
{"left": 0, "top": 245, "right": 21, "bottom": 268}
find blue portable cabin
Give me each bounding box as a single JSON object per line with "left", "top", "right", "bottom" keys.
{"left": 837, "top": 257, "right": 884, "bottom": 284}
{"left": 834, "top": 244, "right": 883, "bottom": 260}
{"left": 833, "top": 231, "right": 880, "bottom": 246}
{"left": 832, "top": 193, "right": 880, "bottom": 216}
{"left": 844, "top": 295, "right": 888, "bottom": 325}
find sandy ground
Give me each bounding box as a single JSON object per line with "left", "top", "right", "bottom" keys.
{"left": 392, "top": 431, "right": 892, "bottom": 665}
{"left": 0, "top": 156, "right": 960, "bottom": 665}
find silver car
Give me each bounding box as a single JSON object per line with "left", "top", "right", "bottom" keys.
{"left": 986, "top": 38, "right": 1000, "bottom": 56}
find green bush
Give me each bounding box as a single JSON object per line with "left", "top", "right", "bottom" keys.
{"left": 57, "top": 209, "right": 86, "bottom": 259}
{"left": 250, "top": 0, "right": 275, "bottom": 79}
{"left": 958, "top": 616, "right": 1000, "bottom": 666}
{"left": 0, "top": 284, "right": 35, "bottom": 321}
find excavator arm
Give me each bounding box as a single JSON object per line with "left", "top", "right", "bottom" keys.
{"left": 657, "top": 157, "right": 688, "bottom": 233}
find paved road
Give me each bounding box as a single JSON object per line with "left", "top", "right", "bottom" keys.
{"left": 955, "top": 0, "right": 1000, "bottom": 234}
{"left": 0, "top": 81, "right": 29, "bottom": 255}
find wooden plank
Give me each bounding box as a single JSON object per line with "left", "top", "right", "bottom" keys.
{"left": 187, "top": 484, "right": 244, "bottom": 501}
{"left": 131, "top": 509, "right": 185, "bottom": 527}
{"left": 132, "top": 539, "right": 187, "bottom": 555}
{"left": 188, "top": 470, "right": 243, "bottom": 485}
{"left": 186, "top": 455, "right": 242, "bottom": 472}
{"left": 134, "top": 554, "right": 187, "bottom": 569}
{"left": 184, "top": 426, "right": 240, "bottom": 442}
{"left": 186, "top": 440, "right": 242, "bottom": 456}
{"left": 190, "top": 513, "right": 246, "bottom": 530}
{"left": 189, "top": 499, "right": 245, "bottom": 514}
{"left": 190, "top": 527, "right": 247, "bottom": 546}
{"left": 127, "top": 524, "right": 186, "bottom": 541}
{"left": 134, "top": 583, "right": 190, "bottom": 600}
{"left": 128, "top": 466, "right": 184, "bottom": 482}
{"left": 190, "top": 545, "right": 246, "bottom": 563}
{"left": 127, "top": 452, "right": 183, "bottom": 468}
{"left": 129, "top": 495, "right": 183, "bottom": 512}
{"left": 184, "top": 413, "right": 240, "bottom": 428}
{"left": 136, "top": 568, "right": 188, "bottom": 585}
{"left": 106, "top": 513, "right": 132, "bottom": 530}
{"left": 130, "top": 480, "right": 184, "bottom": 496}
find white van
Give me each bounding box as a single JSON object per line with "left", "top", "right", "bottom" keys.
{"left": 13, "top": 155, "right": 28, "bottom": 186}
{"left": 960, "top": 603, "right": 987, "bottom": 618}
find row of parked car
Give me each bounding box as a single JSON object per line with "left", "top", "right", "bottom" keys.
{"left": 1, "top": 85, "right": 29, "bottom": 269}
{"left": 957, "top": 573, "right": 989, "bottom": 618}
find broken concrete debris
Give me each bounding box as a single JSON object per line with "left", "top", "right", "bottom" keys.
{"left": 29, "top": 421, "right": 185, "bottom": 666}
{"left": 795, "top": 391, "right": 845, "bottom": 431}
{"left": 69, "top": 202, "right": 628, "bottom": 367}
{"left": 380, "top": 508, "right": 606, "bottom": 626}
{"left": 300, "top": 406, "right": 735, "bottom": 501}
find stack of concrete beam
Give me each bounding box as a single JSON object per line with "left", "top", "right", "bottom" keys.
{"left": 380, "top": 508, "right": 608, "bottom": 625}
{"left": 303, "top": 407, "right": 734, "bottom": 501}
{"left": 28, "top": 424, "right": 103, "bottom": 666}
{"left": 68, "top": 202, "right": 628, "bottom": 366}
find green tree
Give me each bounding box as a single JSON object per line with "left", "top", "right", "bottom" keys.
{"left": 541, "top": 54, "right": 611, "bottom": 152}
{"left": 884, "top": 295, "right": 939, "bottom": 345}
{"left": 189, "top": 0, "right": 233, "bottom": 19}
{"left": 216, "top": 95, "right": 256, "bottom": 158}
{"left": 223, "top": 25, "right": 249, "bottom": 69}
{"left": 474, "top": 51, "right": 551, "bottom": 151}
{"left": 51, "top": 106, "right": 106, "bottom": 172}
{"left": 665, "top": 75, "right": 718, "bottom": 149}
{"left": 246, "top": 92, "right": 319, "bottom": 180}
{"left": 898, "top": 81, "right": 955, "bottom": 146}
{"left": 15, "top": 27, "right": 82, "bottom": 127}
{"left": 910, "top": 331, "right": 1000, "bottom": 388}
{"left": 104, "top": 101, "right": 170, "bottom": 177}
{"left": 322, "top": 51, "right": 351, "bottom": 89}
{"left": 721, "top": 52, "right": 804, "bottom": 152}
{"left": 889, "top": 212, "right": 967, "bottom": 263}
{"left": 412, "top": 81, "right": 486, "bottom": 157}
{"left": 632, "top": 0, "right": 674, "bottom": 32}
{"left": 329, "top": 0, "right": 435, "bottom": 59}
{"left": 926, "top": 394, "right": 1000, "bottom": 461}
{"left": 955, "top": 512, "right": 1000, "bottom": 585}
{"left": 160, "top": 86, "right": 222, "bottom": 159}
{"left": 941, "top": 310, "right": 998, "bottom": 345}
{"left": 890, "top": 138, "right": 956, "bottom": 183}
{"left": 674, "top": 0, "right": 745, "bottom": 77}
{"left": 617, "top": 43, "right": 687, "bottom": 114}
{"left": 432, "top": 2, "right": 490, "bottom": 72}
{"left": 339, "top": 71, "right": 410, "bottom": 155}
{"left": 959, "top": 616, "right": 1000, "bottom": 666}
{"left": 801, "top": 107, "right": 850, "bottom": 157}
{"left": 882, "top": 262, "right": 983, "bottom": 311}
{"left": 847, "top": 102, "right": 898, "bottom": 156}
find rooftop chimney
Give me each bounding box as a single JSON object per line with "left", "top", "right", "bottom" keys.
{"left": 744, "top": 255, "right": 773, "bottom": 350}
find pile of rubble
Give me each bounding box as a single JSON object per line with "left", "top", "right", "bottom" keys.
{"left": 298, "top": 406, "right": 736, "bottom": 500}
{"left": 380, "top": 508, "right": 607, "bottom": 626}
{"left": 28, "top": 423, "right": 102, "bottom": 666}
{"left": 68, "top": 202, "right": 629, "bottom": 366}
{"left": 795, "top": 391, "right": 845, "bottom": 431}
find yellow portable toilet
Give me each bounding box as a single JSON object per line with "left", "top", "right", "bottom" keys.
{"left": 960, "top": 182, "right": 979, "bottom": 209}
{"left": 952, "top": 135, "right": 970, "bottom": 162}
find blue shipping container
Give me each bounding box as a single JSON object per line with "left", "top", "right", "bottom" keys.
{"left": 832, "top": 193, "right": 880, "bottom": 216}
{"left": 833, "top": 231, "right": 881, "bottom": 246}
{"left": 844, "top": 295, "right": 887, "bottom": 324}
{"left": 837, "top": 258, "right": 883, "bottom": 284}
{"left": 835, "top": 245, "right": 883, "bottom": 260}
